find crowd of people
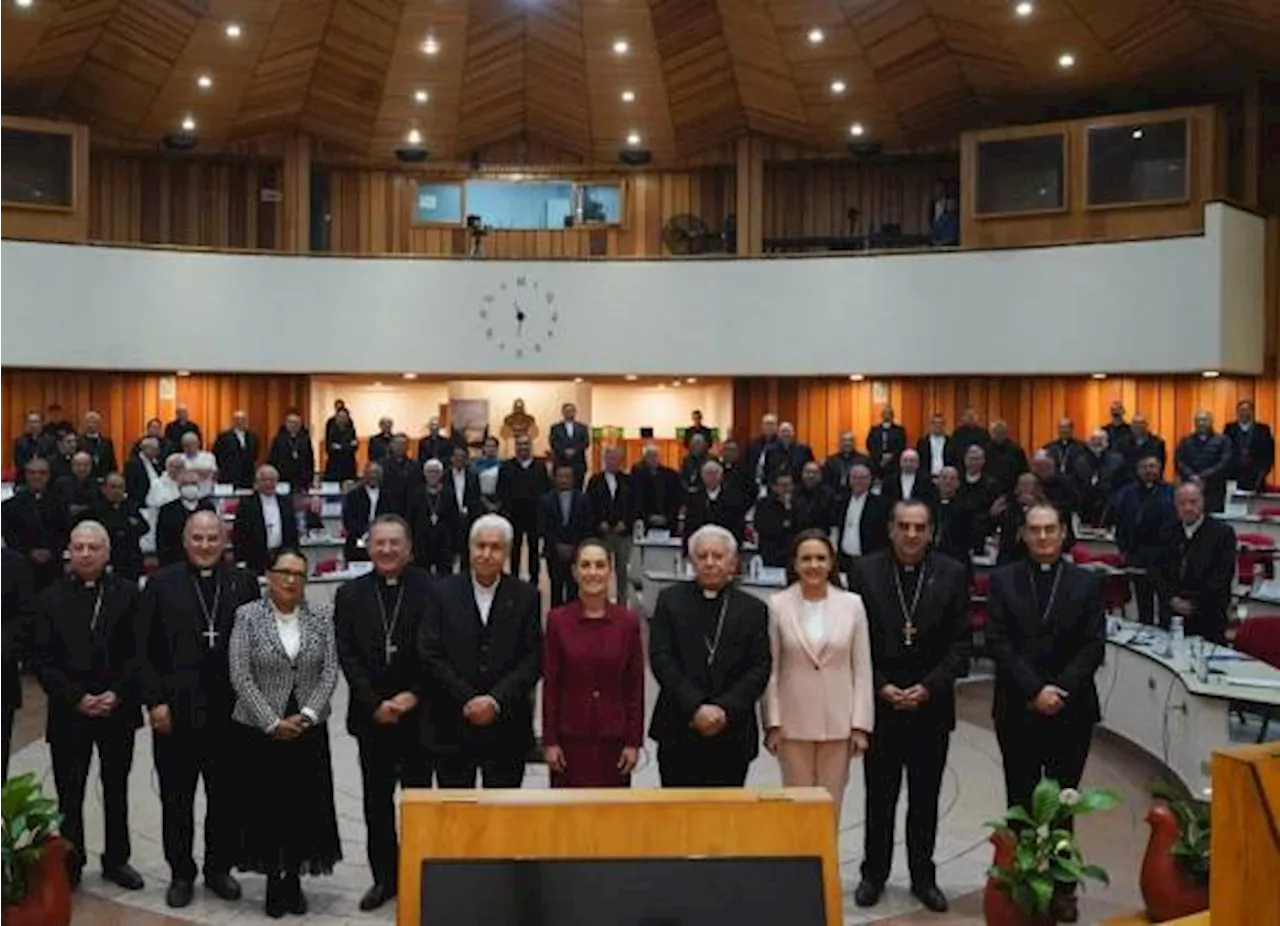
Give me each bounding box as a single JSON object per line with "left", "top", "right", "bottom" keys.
{"left": 0, "top": 395, "right": 1273, "bottom": 922}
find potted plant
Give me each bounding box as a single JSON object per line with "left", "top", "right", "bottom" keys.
{"left": 2, "top": 773, "right": 71, "bottom": 926}
{"left": 1140, "top": 779, "right": 1209, "bottom": 921}
{"left": 984, "top": 777, "right": 1121, "bottom": 925}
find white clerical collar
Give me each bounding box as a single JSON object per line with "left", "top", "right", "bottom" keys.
{"left": 966, "top": 472, "right": 982, "bottom": 484}
{"left": 1037, "top": 560, "right": 1058, "bottom": 572}
{"left": 706, "top": 486, "right": 721, "bottom": 500}
{"left": 1183, "top": 517, "right": 1205, "bottom": 538}
{"left": 519, "top": 458, "right": 532, "bottom": 469}
{"left": 472, "top": 575, "right": 499, "bottom": 596}
{"left": 1238, "top": 421, "right": 1253, "bottom": 431}
{"left": 181, "top": 499, "right": 199, "bottom": 511}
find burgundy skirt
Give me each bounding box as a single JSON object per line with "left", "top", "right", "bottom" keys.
{"left": 550, "top": 738, "right": 631, "bottom": 788}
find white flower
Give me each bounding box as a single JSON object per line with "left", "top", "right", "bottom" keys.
{"left": 1059, "top": 788, "right": 1081, "bottom": 807}
{"left": 1036, "top": 824, "right": 1050, "bottom": 840}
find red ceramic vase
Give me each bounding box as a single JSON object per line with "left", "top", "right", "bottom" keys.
{"left": 2, "top": 836, "right": 72, "bottom": 926}
{"left": 1140, "top": 803, "right": 1209, "bottom": 922}
{"left": 983, "top": 831, "right": 1053, "bottom": 926}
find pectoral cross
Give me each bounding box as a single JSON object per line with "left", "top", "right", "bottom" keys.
{"left": 903, "top": 622, "right": 917, "bottom": 647}
{"left": 203, "top": 626, "right": 220, "bottom": 647}
{"left": 385, "top": 641, "right": 398, "bottom": 663}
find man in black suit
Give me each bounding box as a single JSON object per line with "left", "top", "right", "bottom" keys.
{"left": 334, "top": 515, "right": 434, "bottom": 912}
{"left": 2, "top": 457, "right": 70, "bottom": 591}
{"left": 418, "top": 515, "right": 542, "bottom": 788}
{"left": 986, "top": 421, "right": 1029, "bottom": 496}
{"left": 835, "top": 463, "right": 890, "bottom": 576}
{"left": 1176, "top": 411, "right": 1235, "bottom": 514}
{"left": 368, "top": 417, "right": 396, "bottom": 463}
{"left": 1226, "top": 399, "right": 1275, "bottom": 492}
{"left": 343, "top": 462, "right": 392, "bottom": 562}
{"left": 163, "top": 405, "right": 201, "bottom": 451}
{"left": 986, "top": 503, "right": 1104, "bottom": 925}
{"left": 797, "top": 460, "right": 838, "bottom": 533}
{"left": 2, "top": 548, "right": 33, "bottom": 781}
{"left": 81, "top": 473, "right": 147, "bottom": 582}
{"left": 745, "top": 413, "right": 780, "bottom": 495}
{"left": 1123, "top": 414, "right": 1167, "bottom": 476}
{"left": 916, "top": 414, "right": 956, "bottom": 479}
{"left": 12, "top": 411, "right": 52, "bottom": 487}
{"left": 849, "top": 500, "right": 971, "bottom": 914}
{"left": 932, "top": 467, "right": 977, "bottom": 568}
{"left": 267, "top": 411, "right": 315, "bottom": 492}
{"left": 1153, "top": 482, "right": 1237, "bottom": 644}
{"left": 866, "top": 406, "right": 908, "bottom": 477}
{"left": 408, "top": 460, "right": 460, "bottom": 576}
{"left": 417, "top": 416, "right": 464, "bottom": 469}
{"left": 30, "top": 521, "right": 145, "bottom": 890}
{"left": 1077, "top": 430, "right": 1131, "bottom": 526}
{"left": 231, "top": 464, "right": 299, "bottom": 575}
{"left": 379, "top": 434, "right": 419, "bottom": 515}
{"left": 549, "top": 402, "right": 590, "bottom": 490}
{"left": 632, "top": 444, "right": 682, "bottom": 531}
{"left": 55, "top": 451, "right": 103, "bottom": 522}
{"left": 1102, "top": 401, "right": 1132, "bottom": 453}
{"left": 883, "top": 449, "right": 938, "bottom": 507}
{"left": 496, "top": 436, "right": 552, "bottom": 582}
{"left": 76, "top": 410, "right": 118, "bottom": 480}
{"left": 49, "top": 431, "right": 79, "bottom": 483}
{"left": 683, "top": 459, "right": 749, "bottom": 548}
{"left": 124, "top": 436, "right": 164, "bottom": 506}
{"left": 155, "top": 471, "right": 215, "bottom": 568}
{"left": 956, "top": 445, "right": 1000, "bottom": 553}
{"left": 211, "top": 411, "right": 260, "bottom": 490}
{"left": 447, "top": 445, "right": 483, "bottom": 570}
{"left": 753, "top": 471, "right": 809, "bottom": 569}
{"left": 587, "top": 447, "right": 638, "bottom": 603}
{"left": 950, "top": 407, "right": 989, "bottom": 461}
{"left": 1113, "top": 457, "right": 1176, "bottom": 626}
{"left": 649, "top": 524, "right": 770, "bottom": 786}
{"left": 680, "top": 433, "right": 714, "bottom": 493}
{"left": 823, "top": 432, "right": 870, "bottom": 492}
{"left": 683, "top": 409, "right": 713, "bottom": 449}
{"left": 720, "top": 440, "right": 755, "bottom": 504}
{"left": 762, "top": 422, "right": 814, "bottom": 485}
{"left": 539, "top": 464, "right": 593, "bottom": 606}
{"left": 138, "top": 510, "right": 260, "bottom": 909}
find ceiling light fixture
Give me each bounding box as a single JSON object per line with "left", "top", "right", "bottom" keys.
{"left": 1014, "top": 1, "right": 1034, "bottom": 17}
{"left": 402, "top": 372, "right": 418, "bottom": 380}
{"left": 830, "top": 79, "right": 847, "bottom": 94}
{"left": 807, "top": 27, "right": 824, "bottom": 44}
{"left": 1058, "top": 52, "right": 1076, "bottom": 69}
{"left": 621, "top": 89, "right": 635, "bottom": 103}
{"left": 573, "top": 377, "right": 584, "bottom": 384}
{"left": 849, "top": 122, "right": 865, "bottom": 137}
{"left": 180, "top": 115, "right": 196, "bottom": 132}
{"left": 422, "top": 35, "right": 440, "bottom": 55}
{"left": 612, "top": 39, "right": 630, "bottom": 55}
{"left": 406, "top": 128, "right": 423, "bottom": 145}
{"left": 1091, "top": 373, "right": 1107, "bottom": 380}
{"left": 849, "top": 374, "right": 865, "bottom": 382}
{"left": 626, "top": 131, "right": 642, "bottom": 146}
{"left": 1131, "top": 128, "right": 1144, "bottom": 139}
{"left": 685, "top": 377, "right": 697, "bottom": 384}
{"left": 176, "top": 370, "right": 191, "bottom": 377}
{"left": 224, "top": 22, "right": 242, "bottom": 39}
{"left": 414, "top": 89, "right": 429, "bottom": 104}
{"left": 14, "top": 0, "right": 34, "bottom": 9}
{"left": 1202, "top": 370, "right": 1221, "bottom": 379}
{"left": 624, "top": 374, "right": 638, "bottom": 381}
{"left": 196, "top": 73, "right": 213, "bottom": 90}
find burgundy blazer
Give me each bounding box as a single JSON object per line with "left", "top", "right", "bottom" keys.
{"left": 541, "top": 601, "right": 644, "bottom": 748}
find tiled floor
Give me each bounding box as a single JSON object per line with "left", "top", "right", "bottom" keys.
{"left": 12, "top": 667, "right": 1175, "bottom": 926}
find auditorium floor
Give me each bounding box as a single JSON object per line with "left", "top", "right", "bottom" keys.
{"left": 11, "top": 665, "right": 1179, "bottom": 926}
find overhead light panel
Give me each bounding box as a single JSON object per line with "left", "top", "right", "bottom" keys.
{"left": 1014, "top": 1, "right": 1034, "bottom": 16}
{"left": 1091, "top": 373, "right": 1107, "bottom": 380}
{"left": 224, "top": 22, "right": 242, "bottom": 39}
{"left": 849, "top": 122, "right": 865, "bottom": 137}
{"left": 624, "top": 374, "right": 638, "bottom": 381}
{"left": 414, "top": 89, "right": 429, "bottom": 104}
{"left": 621, "top": 89, "right": 636, "bottom": 103}
{"left": 849, "top": 374, "right": 865, "bottom": 382}
{"left": 402, "top": 372, "right": 418, "bottom": 380}
{"left": 612, "top": 39, "right": 630, "bottom": 55}
{"left": 406, "top": 128, "right": 423, "bottom": 145}
{"left": 830, "top": 79, "right": 847, "bottom": 94}
{"left": 685, "top": 377, "right": 697, "bottom": 384}
{"left": 422, "top": 35, "right": 440, "bottom": 55}
{"left": 196, "top": 73, "right": 213, "bottom": 90}
{"left": 807, "top": 27, "right": 824, "bottom": 44}
{"left": 626, "top": 131, "right": 642, "bottom": 146}
{"left": 180, "top": 115, "right": 196, "bottom": 132}
{"left": 1202, "top": 370, "right": 1221, "bottom": 379}
{"left": 1131, "top": 128, "right": 1144, "bottom": 139}
{"left": 1058, "top": 52, "right": 1076, "bottom": 69}
{"left": 14, "top": 0, "right": 34, "bottom": 9}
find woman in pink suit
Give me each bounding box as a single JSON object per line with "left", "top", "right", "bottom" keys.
{"left": 542, "top": 539, "right": 645, "bottom": 787}
{"left": 762, "top": 529, "right": 875, "bottom": 825}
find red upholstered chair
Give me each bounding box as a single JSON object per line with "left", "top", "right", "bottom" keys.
{"left": 315, "top": 557, "right": 340, "bottom": 575}
{"left": 1070, "top": 543, "right": 1095, "bottom": 564}
{"left": 1234, "top": 616, "right": 1280, "bottom": 741}
{"left": 221, "top": 499, "right": 240, "bottom": 516}
{"left": 970, "top": 572, "right": 991, "bottom": 633}
{"left": 1258, "top": 507, "right": 1280, "bottom": 519}
{"left": 1, "top": 467, "right": 16, "bottom": 483}
{"left": 1236, "top": 532, "right": 1277, "bottom": 585}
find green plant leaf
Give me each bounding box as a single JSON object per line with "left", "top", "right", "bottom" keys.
{"left": 1029, "top": 875, "right": 1054, "bottom": 914}
{"left": 1032, "top": 778, "right": 1061, "bottom": 824}
{"left": 1076, "top": 788, "right": 1122, "bottom": 814}
{"left": 1080, "top": 864, "right": 1111, "bottom": 885}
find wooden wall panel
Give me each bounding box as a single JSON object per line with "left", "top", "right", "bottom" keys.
{"left": 1, "top": 116, "right": 91, "bottom": 242}
{"left": 733, "top": 374, "right": 1280, "bottom": 476}
{"left": 2, "top": 370, "right": 310, "bottom": 470}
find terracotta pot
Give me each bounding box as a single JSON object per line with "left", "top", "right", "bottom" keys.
{"left": 1140, "top": 803, "right": 1209, "bottom": 922}
{"left": 2, "top": 836, "right": 72, "bottom": 926}
{"left": 983, "top": 831, "right": 1053, "bottom": 926}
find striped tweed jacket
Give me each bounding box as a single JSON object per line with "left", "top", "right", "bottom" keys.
{"left": 229, "top": 596, "right": 339, "bottom": 732}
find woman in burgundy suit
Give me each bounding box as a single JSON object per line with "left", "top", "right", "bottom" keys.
{"left": 542, "top": 539, "right": 645, "bottom": 787}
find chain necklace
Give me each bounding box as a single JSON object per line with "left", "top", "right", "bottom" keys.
{"left": 891, "top": 559, "right": 927, "bottom": 647}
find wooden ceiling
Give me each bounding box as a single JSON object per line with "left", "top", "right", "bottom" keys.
{"left": 3, "top": 0, "right": 1276, "bottom": 162}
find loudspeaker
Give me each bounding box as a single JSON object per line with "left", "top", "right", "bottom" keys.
{"left": 395, "top": 146, "right": 430, "bottom": 164}
{"left": 618, "top": 148, "right": 652, "bottom": 166}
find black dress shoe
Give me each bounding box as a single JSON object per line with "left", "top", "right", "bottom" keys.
{"left": 102, "top": 864, "right": 144, "bottom": 890}
{"left": 359, "top": 882, "right": 397, "bottom": 911}
{"left": 205, "top": 870, "right": 242, "bottom": 901}
{"left": 1050, "top": 890, "right": 1079, "bottom": 923}
{"left": 853, "top": 879, "right": 884, "bottom": 907}
{"left": 166, "top": 880, "right": 194, "bottom": 908}
{"left": 67, "top": 865, "right": 83, "bottom": 890}
{"left": 284, "top": 873, "right": 307, "bottom": 915}
{"left": 911, "top": 883, "right": 949, "bottom": 913}
{"left": 264, "top": 877, "right": 288, "bottom": 920}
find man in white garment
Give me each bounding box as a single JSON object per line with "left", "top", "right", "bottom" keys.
{"left": 179, "top": 432, "right": 218, "bottom": 493}
{"left": 147, "top": 454, "right": 188, "bottom": 510}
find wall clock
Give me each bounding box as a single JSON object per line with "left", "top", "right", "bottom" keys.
{"left": 479, "top": 275, "right": 559, "bottom": 359}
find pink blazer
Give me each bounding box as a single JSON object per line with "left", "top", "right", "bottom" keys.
{"left": 762, "top": 584, "right": 875, "bottom": 742}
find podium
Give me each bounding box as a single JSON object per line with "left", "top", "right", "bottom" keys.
{"left": 397, "top": 787, "right": 843, "bottom": 926}
{"left": 1210, "top": 744, "right": 1280, "bottom": 923}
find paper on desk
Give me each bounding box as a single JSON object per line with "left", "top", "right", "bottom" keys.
{"left": 213, "top": 483, "right": 236, "bottom": 497}
{"left": 758, "top": 567, "right": 787, "bottom": 585}
{"left": 1223, "top": 677, "right": 1280, "bottom": 691}
{"left": 648, "top": 529, "right": 672, "bottom": 542}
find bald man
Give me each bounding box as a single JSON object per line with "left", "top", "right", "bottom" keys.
{"left": 762, "top": 422, "right": 814, "bottom": 486}
{"left": 232, "top": 464, "right": 300, "bottom": 575}
{"left": 31, "top": 521, "right": 144, "bottom": 890}
{"left": 1042, "top": 418, "right": 1087, "bottom": 479}
{"left": 1153, "top": 482, "right": 1236, "bottom": 643}
{"left": 745, "top": 413, "right": 781, "bottom": 495}
{"left": 1175, "top": 411, "right": 1234, "bottom": 512}
{"left": 212, "top": 411, "right": 261, "bottom": 490}
{"left": 138, "top": 511, "right": 259, "bottom": 908}
{"left": 54, "top": 451, "right": 103, "bottom": 521}
{"left": 77, "top": 410, "right": 117, "bottom": 479}
{"left": 164, "top": 405, "right": 201, "bottom": 451}
{"left": 81, "top": 472, "right": 147, "bottom": 582}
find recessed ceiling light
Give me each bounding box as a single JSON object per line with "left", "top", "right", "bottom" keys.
{"left": 849, "top": 374, "right": 865, "bottom": 382}
{"left": 1091, "top": 373, "right": 1107, "bottom": 380}
{"left": 413, "top": 89, "right": 429, "bottom": 104}
{"left": 657, "top": 383, "right": 666, "bottom": 390}
{"left": 14, "top": 0, "right": 34, "bottom": 9}
{"left": 1058, "top": 52, "right": 1076, "bottom": 69}
{"left": 373, "top": 381, "right": 383, "bottom": 388}
{"left": 196, "top": 73, "right": 213, "bottom": 90}
{"left": 624, "top": 374, "right": 638, "bottom": 381}
{"left": 573, "top": 377, "right": 584, "bottom": 384}
{"left": 1202, "top": 370, "right": 1221, "bottom": 379}
{"left": 1131, "top": 128, "right": 1144, "bottom": 139}
{"left": 224, "top": 22, "right": 241, "bottom": 39}
{"left": 180, "top": 115, "right": 196, "bottom": 132}
{"left": 406, "top": 128, "right": 423, "bottom": 145}
{"left": 685, "top": 377, "right": 697, "bottom": 384}
{"left": 626, "top": 131, "right": 641, "bottom": 146}
{"left": 402, "top": 372, "right": 418, "bottom": 380}
{"left": 830, "top": 79, "right": 847, "bottom": 94}
{"left": 807, "top": 27, "right": 824, "bottom": 44}
{"left": 422, "top": 35, "right": 440, "bottom": 55}
{"left": 672, "top": 379, "right": 682, "bottom": 387}
{"left": 621, "top": 89, "right": 636, "bottom": 103}
{"left": 849, "top": 122, "right": 865, "bottom": 137}
{"left": 612, "top": 39, "right": 629, "bottom": 55}
{"left": 176, "top": 370, "right": 191, "bottom": 377}
{"left": 1014, "top": 1, "right": 1034, "bottom": 17}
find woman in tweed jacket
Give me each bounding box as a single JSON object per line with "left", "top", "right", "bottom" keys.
{"left": 229, "top": 548, "right": 341, "bottom": 918}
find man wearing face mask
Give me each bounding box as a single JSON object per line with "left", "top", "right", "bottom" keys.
{"left": 137, "top": 511, "right": 260, "bottom": 909}
{"left": 649, "top": 524, "right": 771, "bottom": 787}
{"left": 334, "top": 515, "right": 433, "bottom": 911}
{"left": 156, "top": 471, "right": 215, "bottom": 568}
{"left": 81, "top": 472, "right": 147, "bottom": 582}
{"left": 30, "top": 521, "right": 145, "bottom": 891}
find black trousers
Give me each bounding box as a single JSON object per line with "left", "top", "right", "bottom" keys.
{"left": 996, "top": 720, "right": 1093, "bottom": 826}
{"left": 1132, "top": 573, "right": 1159, "bottom": 625}
{"left": 356, "top": 725, "right": 433, "bottom": 886}
{"left": 861, "top": 723, "right": 950, "bottom": 886}
{"left": 50, "top": 721, "right": 136, "bottom": 870}
{"left": 434, "top": 752, "right": 526, "bottom": 788}
{"left": 546, "top": 555, "right": 578, "bottom": 608}
{"left": 657, "top": 740, "right": 749, "bottom": 788}
{"left": 2, "top": 704, "right": 13, "bottom": 782}
{"left": 509, "top": 518, "right": 541, "bottom": 583}
{"left": 153, "top": 725, "right": 238, "bottom": 881}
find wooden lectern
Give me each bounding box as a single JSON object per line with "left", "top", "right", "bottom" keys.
{"left": 397, "top": 787, "right": 843, "bottom": 926}
{"left": 1210, "top": 743, "right": 1280, "bottom": 923}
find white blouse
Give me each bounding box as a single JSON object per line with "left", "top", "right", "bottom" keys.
{"left": 801, "top": 597, "right": 827, "bottom": 644}
{"left": 274, "top": 606, "right": 301, "bottom": 659}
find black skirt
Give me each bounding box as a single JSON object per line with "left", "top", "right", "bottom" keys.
{"left": 233, "top": 696, "right": 342, "bottom": 877}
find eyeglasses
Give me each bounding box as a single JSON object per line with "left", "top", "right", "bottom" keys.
{"left": 269, "top": 568, "right": 308, "bottom": 581}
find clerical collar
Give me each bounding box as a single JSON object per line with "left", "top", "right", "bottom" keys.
{"left": 895, "top": 554, "right": 925, "bottom": 574}
{"left": 699, "top": 584, "right": 727, "bottom": 600}
{"left": 190, "top": 566, "right": 216, "bottom": 579}
{"left": 965, "top": 472, "right": 982, "bottom": 484}
{"left": 1183, "top": 517, "right": 1205, "bottom": 538}
{"left": 1238, "top": 421, "right": 1253, "bottom": 431}
{"left": 519, "top": 459, "right": 532, "bottom": 469}
{"left": 377, "top": 572, "right": 401, "bottom": 587}
{"left": 706, "top": 486, "right": 721, "bottom": 500}
{"left": 1034, "top": 559, "right": 1060, "bottom": 572}
{"left": 78, "top": 577, "right": 99, "bottom": 588}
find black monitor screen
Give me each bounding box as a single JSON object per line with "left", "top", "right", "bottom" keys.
{"left": 419, "top": 856, "right": 827, "bottom": 926}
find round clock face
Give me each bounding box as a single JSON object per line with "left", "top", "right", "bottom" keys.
{"left": 479, "top": 275, "right": 559, "bottom": 359}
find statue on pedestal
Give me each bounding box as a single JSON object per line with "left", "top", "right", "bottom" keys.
{"left": 500, "top": 398, "right": 538, "bottom": 452}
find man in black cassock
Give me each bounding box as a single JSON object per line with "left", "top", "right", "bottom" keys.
{"left": 632, "top": 444, "right": 682, "bottom": 530}
{"left": 496, "top": 435, "right": 552, "bottom": 582}
{"left": 30, "top": 521, "right": 145, "bottom": 891}
{"left": 683, "top": 459, "right": 749, "bottom": 549}
{"left": 76, "top": 410, "right": 118, "bottom": 480}
{"left": 55, "top": 452, "right": 103, "bottom": 523}
{"left": 865, "top": 407, "right": 908, "bottom": 477}
{"left": 1225, "top": 399, "right": 1275, "bottom": 493}
{"left": 850, "top": 500, "right": 971, "bottom": 914}
{"left": 334, "top": 515, "right": 434, "bottom": 912}
{"left": 539, "top": 463, "right": 593, "bottom": 606}
{"left": 408, "top": 459, "right": 460, "bottom": 576}
{"left": 2, "top": 457, "right": 70, "bottom": 591}
{"left": 2, "top": 547, "right": 33, "bottom": 781}
{"left": 343, "top": 462, "right": 394, "bottom": 562}
{"left": 267, "top": 411, "right": 316, "bottom": 491}
{"left": 1153, "top": 482, "right": 1236, "bottom": 644}
{"left": 80, "top": 472, "right": 146, "bottom": 582}
{"left": 12, "top": 411, "right": 52, "bottom": 487}
{"left": 163, "top": 405, "right": 202, "bottom": 450}
{"left": 211, "top": 411, "right": 260, "bottom": 490}
{"left": 138, "top": 510, "right": 259, "bottom": 909}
